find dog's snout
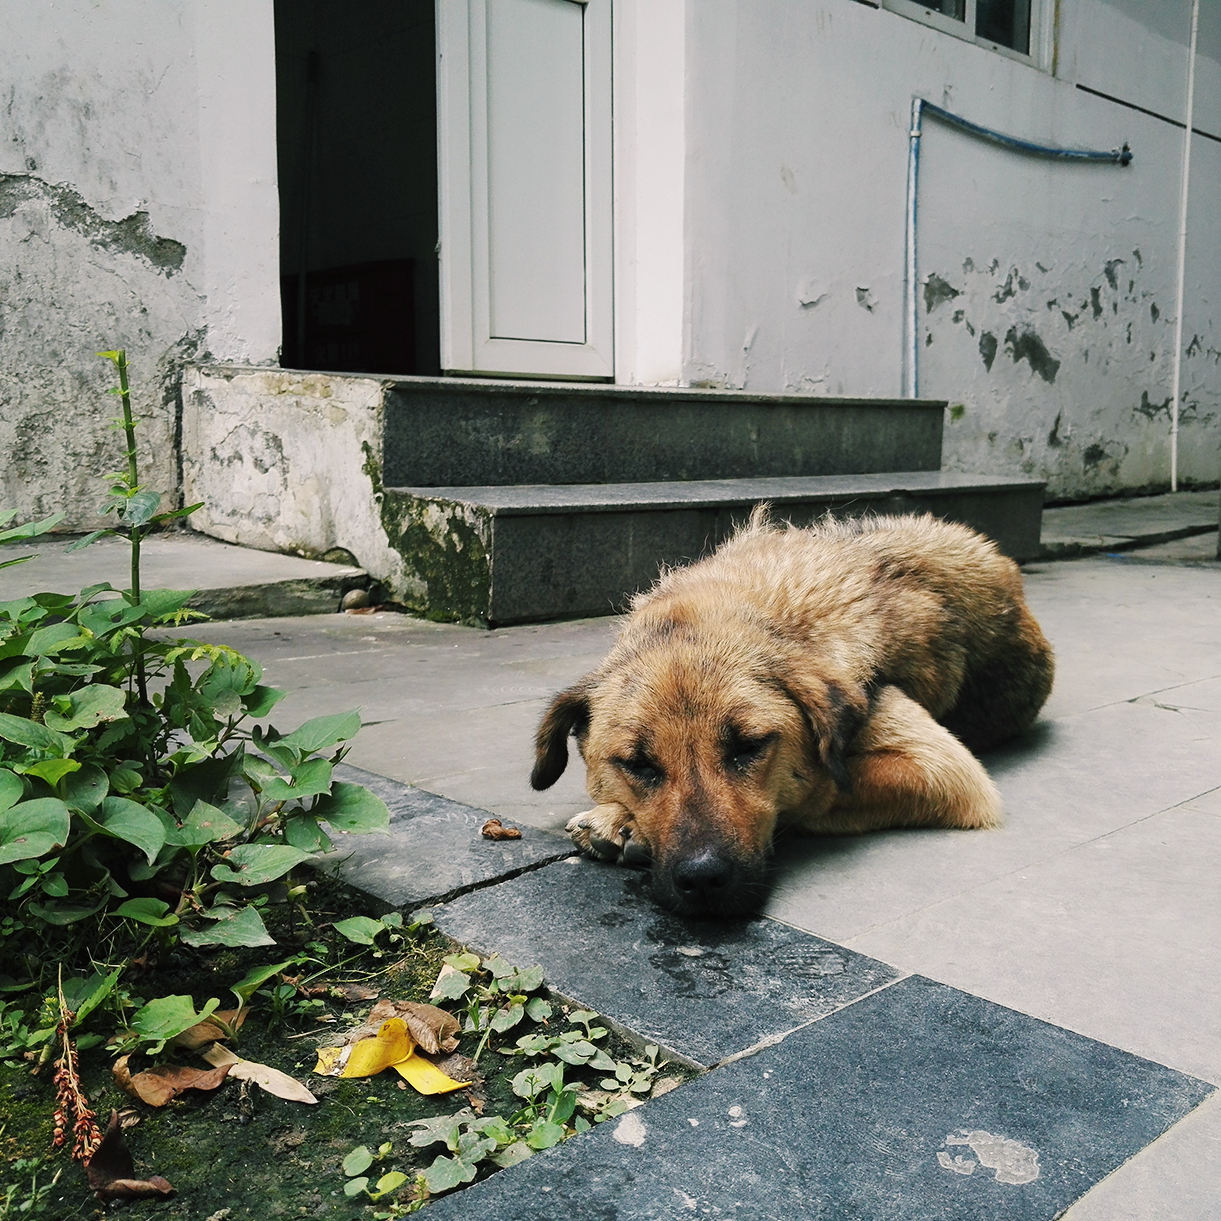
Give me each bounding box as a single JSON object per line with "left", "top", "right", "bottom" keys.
{"left": 671, "top": 849, "right": 735, "bottom": 896}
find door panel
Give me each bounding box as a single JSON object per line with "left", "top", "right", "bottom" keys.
{"left": 438, "top": 0, "right": 613, "bottom": 378}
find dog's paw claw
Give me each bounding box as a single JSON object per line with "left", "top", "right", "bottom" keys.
{"left": 566, "top": 805, "right": 641, "bottom": 866}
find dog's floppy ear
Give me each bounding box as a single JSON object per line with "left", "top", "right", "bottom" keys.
{"left": 778, "top": 670, "right": 868, "bottom": 793}
{"left": 531, "top": 679, "right": 594, "bottom": 790}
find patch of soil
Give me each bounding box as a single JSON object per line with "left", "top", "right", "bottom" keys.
{"left": 0, "top": 879, "right": 694, "bottom": 1219}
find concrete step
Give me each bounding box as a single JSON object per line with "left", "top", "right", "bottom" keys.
{"left": 384, "top": 470, "right": 1045, "bottom": 625}
{"left": 1, "top": 532, "right": 371, "bottom": 619}
{"left": 1040, "top": 489, "right": 1220, "bottom": 558}
{"left": 382, "top": 377, "right": 946, "bottom": 485}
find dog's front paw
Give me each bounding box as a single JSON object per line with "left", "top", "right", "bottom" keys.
{"left": 566, "top": 804, "right": 650, "bottom": 868}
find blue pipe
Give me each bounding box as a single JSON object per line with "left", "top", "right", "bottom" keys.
{"left": 904, "top": 97, "right": 1132, "bottom": 398}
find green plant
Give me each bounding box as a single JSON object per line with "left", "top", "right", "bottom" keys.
{"left": 0, "top": 350, "right": 390, "bottom": 990}
{"left": 0, "top": 1148, "right": 61, "bottom": 1219}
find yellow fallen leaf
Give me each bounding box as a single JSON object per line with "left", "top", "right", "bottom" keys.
{"left": 392, "top": 1053, "right": 470, "bottom": 1094}
{"left": 200, "top": 1042, "right": 317, "bottom": 1104}
{"left": 311, "top": 1019, "right": 469, "bottom": 1093}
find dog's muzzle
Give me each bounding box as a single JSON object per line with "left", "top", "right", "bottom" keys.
{"left": 651, "top": 847, "right": 768, "bottom": 918}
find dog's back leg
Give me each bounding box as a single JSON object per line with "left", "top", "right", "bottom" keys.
{"left": 940, "top": 604, "right": 1054, "bottom": 753}
{"left": 806, "top": 685, "right": 1004, "bottom": 834}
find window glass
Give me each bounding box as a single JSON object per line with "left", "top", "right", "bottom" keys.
{"left": 976, "top": 0, "right": 1031, "bottom": 54}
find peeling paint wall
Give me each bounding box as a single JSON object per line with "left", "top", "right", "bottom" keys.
{"left": 0, "top": 0, "right": 279, "bottom": 529}
{"left": 683, "top": 0, "right": 1221, "bottom": 500}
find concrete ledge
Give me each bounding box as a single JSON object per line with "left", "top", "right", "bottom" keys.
{"left": 383, "top": 472, "right": 1046, "bottom": 624}
{"left": 381, "top": 376, "right": 946, "bottom": 485}
{"left": 1040, "top": 490, "right": 1221, "bottom": 559}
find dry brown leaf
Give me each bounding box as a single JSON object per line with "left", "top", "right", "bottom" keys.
{"left": 481, "top": 818, "right": 522, "bottom": 840}
{"left": 171, "top": 1007, "right": 247, "bottom": 1050}
{"left": 112, "top": 1054, "right": 134, "bottom": 1097}
{"left": 201, "top": 1042, "right": 318, "bottom": 1104}
{"left": 86, "top": 1111, "right": 175, "bottom": 1201}
{"left": 330, "top": 1000, "right": 459, "bottom": 1053}
{"left": 124, "top": 1062, "right": 232, "bottom": 1107}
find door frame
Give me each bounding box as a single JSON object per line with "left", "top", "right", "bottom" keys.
{"left": 436, "top": 0, "right": 614, "bottom": 379}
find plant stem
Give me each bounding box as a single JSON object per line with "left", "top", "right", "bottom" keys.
{"left": 112, "top": 350, "right": 148, "bottom": 704}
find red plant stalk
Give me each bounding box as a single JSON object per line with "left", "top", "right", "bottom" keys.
{"left": 52, "top": 1015, "right": 102, "bottom": 1163}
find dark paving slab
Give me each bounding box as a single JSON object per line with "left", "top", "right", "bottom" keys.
{"left": 430, "top": 859, "right": 900, "bottom": 1067}
{"left": 425, "top": 975, "right": 1214, "bottom": 1221}
{"left": 320, "top": 764, "right": 570, "bottom": 907}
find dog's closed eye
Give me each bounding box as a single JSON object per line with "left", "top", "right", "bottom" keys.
{"left": 723, "top": 729, "right": 778, "bottom": 774}
{"left": 614, "top": 752, "right": 664, "bottom": 787}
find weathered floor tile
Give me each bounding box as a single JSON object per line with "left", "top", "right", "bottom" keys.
{"left": 425, "top": 975, "right": 1214, "bottom": 1221}
{"left": 430, "top": 859, "right": 900, "bottom": 1066}
{"left": 320, "top": 764, "right": 570, "bottom": 907}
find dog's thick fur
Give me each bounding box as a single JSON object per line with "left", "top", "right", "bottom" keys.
{"left": 531, "top": 511, "right": 1054, "bottom": 917}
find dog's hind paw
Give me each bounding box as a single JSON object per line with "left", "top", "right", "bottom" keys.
{"left": 566, "top": 804, "right": 649, "bottom": 868}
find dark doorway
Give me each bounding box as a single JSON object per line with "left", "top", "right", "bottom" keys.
{"left": 275, "top": 1, "right": 440, "bottom": 376}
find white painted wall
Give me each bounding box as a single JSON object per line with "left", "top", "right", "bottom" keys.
{"left": 0, "top": 0, "right": 279, "bottom": 529}
{"left": 681, "top": 0, "right": 1221, "bottom": 500}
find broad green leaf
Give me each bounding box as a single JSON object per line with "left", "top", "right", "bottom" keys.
{"left": 0, "top": 513, "right": 63, "bottom": 547}
{"left": 209, "top": 844, "right": 311, "bottom": 886}
{"left": 332, "top": 916, "right": 385, "bottom": 946}
{"left": 121, "top": 489, "right": 162, "bottom": 527}
{"left": 130, "top": 994, "right": 220, "bottom": 1046}
{"left": 24, "top": 623, "right": 88, "bottom": 658}
{"left": 312, "top": 783, "right": 390, "bottom": 835}
{"left": 64, "top": 530, "right": 113, "bottom": 552}
{"left": 60, "top": 762, "right": 108, "bottom": 812}
{"left": 370, "top": 1171, "right": 408, "bottom": 1199}
{"left": 491, "top": 1003, "right": 525, "bottom": 1033}
{"left": 229, "top": 958, "right": 295, "bottom": 1005}
{"left": 511, "top": 1063, "right": 560, "bottom": 1100}
{"left": 167, "top": 800, "right": 242, "bottom": 848}
{"left": 43, "top": 684, "right": 127, "bottom": 732}
{"left": 79, "top": 797, "right": 166, "bottom": 865}
{"left": 180, "top": 905, "right": 276, "bottom": 948}
{"left": 130, "top": 588, "right": 197, "bottom": 621}
{"left": 525, "top": 1120, "right": 566, "bottom": 1150}
{"left": 525, "top": 997, "right": 553, "bottom": 1022}
{"left": 0, "top": 713, "right": 75, "bottom": 755}
{"left": 259, "top": 757, "right": 333, "bottom": 803}
{"left": 422, "top": 1154, "right": 478, "bottom": 1194}
{"left": 19, "top": 759, "right": 80, "bottom": 787}
{"left": 342, "top": 1146, "right": 374, "bottom": 1177}
{"left": 407, "top": 1111, "right": 471, "bottom": 1150}
{"left": 114, "top": 898, "right": 179, "bottom": 927}
{"left": 27, "top": 896, "right": 107, "bottom": 925}
{"left": 68, "top": 965, "right": 124, "bottom": 1025}
{"left": 242, "top": 685, "right": 286, "bottom": 718}
{"left": 0, "top": 798, "right": 72, "bottom": 865}
{"left": 342, "top": 1178, "right": 369, "bottom": 1199}
{"left": 490, "top": 1141, "right": 534, "bottom": 1168}
{"left": 283, "top": 814, "right": 331, "bottom": 853}
{"left": 277, "top": 710, "right": 363, "bottom": 756}
{"left": 0, "top": 769, "right": 23, "bottom": 814}
{"left": 0, "top": 660, "right": 33, "bottom": 693}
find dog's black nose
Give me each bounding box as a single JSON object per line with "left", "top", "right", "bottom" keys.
{"left": 671, "top": 850, "right": 735, "bottom": 897}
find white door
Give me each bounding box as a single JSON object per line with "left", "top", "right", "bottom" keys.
{"left": 437, "top": 0, "right": 614, "bottom": 379}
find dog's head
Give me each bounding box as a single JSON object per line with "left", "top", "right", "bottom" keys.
{"left": 531, "top": 614, "right": 867, "bottom": 918}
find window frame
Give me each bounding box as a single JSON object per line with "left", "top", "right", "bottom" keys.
{"left": 883, "top": 0, "right": 1051, "bottom": 71}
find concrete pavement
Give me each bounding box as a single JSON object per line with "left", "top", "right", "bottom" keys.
{"left": 2, "top": 492, "right": 1219, "bottom": 1217}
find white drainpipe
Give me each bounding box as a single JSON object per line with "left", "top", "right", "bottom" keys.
{"left": 1170, "top": 0, "right": 1200, "bottom": 493}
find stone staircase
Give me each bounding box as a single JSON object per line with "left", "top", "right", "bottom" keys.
{"left": 184, "top": 369, "right": 1044, "bottom": 626}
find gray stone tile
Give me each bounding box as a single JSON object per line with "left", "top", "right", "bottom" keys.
{"left": 424, "top": 976, "right": 1213, "bottom": 1221}
{"left": 766, "top": 698, "right": 1221, "bottom": 944}
{"left": 1060, "top": 1092, "right": 1221, "bottom": 1221}
{"left": 430, "top": 860, "right": 900, "bottom": 1068}
{"left": 843, "top": 807, "right": 1221, "bottom": 1085}
{"left": 321, "top": 765, "right": 570, "bottom": 908}
{"left": 1183, "top": 786, "right": 1221, "bottom": 818}
{"left": 1021, "top": 559, "right": 1221, "bottom": 717}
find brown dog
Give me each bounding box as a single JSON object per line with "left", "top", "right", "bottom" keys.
{"left": 531, "top": 510, "right": 1054, "bottom": 918}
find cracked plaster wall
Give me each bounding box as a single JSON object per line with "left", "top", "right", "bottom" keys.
{"left": 1, "top": 0, "right": 279, "bottom": 529}
{"left": 684, "top": 0, "right": 1221, "bottom": 500}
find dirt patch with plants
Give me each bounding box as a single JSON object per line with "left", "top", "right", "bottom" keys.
{"left": 0, "top": 351, "right": 692, "bottom": 1218}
